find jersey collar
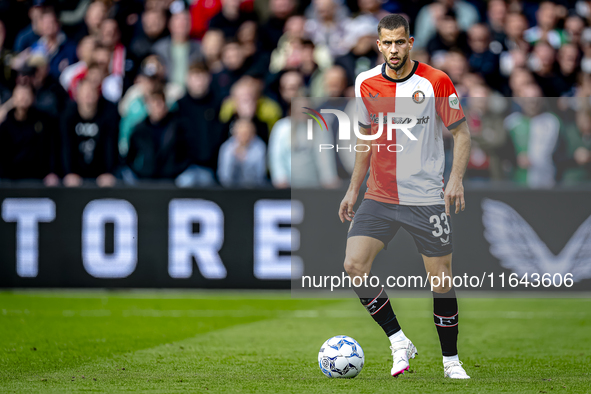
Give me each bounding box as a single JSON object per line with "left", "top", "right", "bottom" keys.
{"left": 381, "top": 61, "right": 419, "bottom": 83}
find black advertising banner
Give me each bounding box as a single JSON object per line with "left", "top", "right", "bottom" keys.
{"left": 0, "top": 188, "right": 291, "bottom": 288}
{"left": 1, "top": 187, "right": 591, "bottom": 291}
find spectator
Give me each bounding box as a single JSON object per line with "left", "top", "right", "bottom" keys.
{"left": 486, "top": 0, "right": 508, "bottom": 47}
{"left": 504, "top": 84, "right": 561, "bottom": 188}
{"left": 0, "top": 20, "right": 14, "bottom": 103}
{"left": 322, "top": 65, "right": 349, "bottom": 98}
{"left": 335, "top": 15, "right": 380, "bottom": 88}
{"left": 59, "top": 35, "right": 95, "bottom": 93}
{"left": 176, "top": 62, "right": 223, "bottom": 185}
{"left": 356, "top": 0, "right": 389, "bottom": 23}
{"left": 126, "top": 87, "right": 190, "bottom": 181}
{"left": 427, "top": 8, "right": 471, "bottom": 63}
{"left": 68, "top": 44, "right": 121, "bottom": 102}
{"left": 212, "top": 38, "right": 248, "bottom": 99}
{"left": 61, "top": 78, "right": 119, "bottom": 187}
{"left": 270, "top": 15, "right": 332, "bottom": 73}
{"left": 26, "top": 9, "right": 77, "bottom": 80}
{"left": 209, "top": 0, "right": 256, "bottom": 39}
{"left": 26, "top": 55, "right": 69, "bottom": 119}
{"left": 259, "top": 0, "right": 296, "bottom": 54}
{"left": 201, "top": 29, "right": 225, "bottom": 73}
{"left": 414, "top": 0, "right": 479, "bottom": 50}
{"left": 13, "top": 0, "right": 45, "bottom": 53}
{"left": 298, "top": 39, "right": 326, "bottom": 97}
{"left": 153, "top": 10, "right": 203, "bottom": 90}
{"left": 72, "top": 0, "right": 107, "bottom": 42}
{"left": 99, "top": 18, "right": 123, "bottom": 60}
{"left": 0, "top": 83, "right": 58, "bottom": 185}
{"left": 118, "top": 55, "right": 184, "bottom": 157}
{"left": 129, "top": 8, "right": 168, "bottom": 62}
{"left": 268, "top": 108, "right": 339, "bottom": 188}
{"left": 217, "top": 118, "right": 267, "bottom": 187}
{"left": 530, "top": 40, "right": 562, "bottom": 97}
{"left": 441, "top": 50, "right": 469, "bottom": 93}
{"left": 508, "top": 67, "right": 535, "bottom": 96}
{"left": 464, "top": 84, "right": 511, "bottom": 180}
{"left": 524, "top": 1, "right": 568, "bottom": 50}
{"left": 304, "top": 0, "right": 353, "bottom": 58}
{"left": 237, "top": 20, "right": 270, "bottom": 78}
{"left": 556, "top": 43, "right": 580, "bottom": 96}
{"left": 556, "top": 108, "right": 591, "bottom": 183}
{"left": 219, "top": 76, "right": 282, "bottom": 143}
{"left": 503, "top": 12, "right": 530, "bottom": 52}
{"left": 467, "top": 23, "right": 502, "bottom": 89}
{"left": 276, "top": 70, "right": 303, "bottom": 116}
{"left": 564, "top": 14, "right": 585, "bottom": 48}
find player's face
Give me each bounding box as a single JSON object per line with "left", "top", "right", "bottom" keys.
{"left": 377, "top": 27, "right": 414, "bottom": 72}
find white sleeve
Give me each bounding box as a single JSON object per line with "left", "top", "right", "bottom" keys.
{"left": 354, "top": 75, "right": 371, "bottom": 127}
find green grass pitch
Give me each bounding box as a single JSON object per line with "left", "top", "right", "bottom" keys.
{"left": 0, "top": 291, "right": 590, "bottom": 393}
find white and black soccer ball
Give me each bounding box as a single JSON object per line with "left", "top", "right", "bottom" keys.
{"left": 318, "top": 335, "right": 364, "bottom": 378}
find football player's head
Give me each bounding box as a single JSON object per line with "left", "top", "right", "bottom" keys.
{"left": 377, "top": 14, "right": 414, "bottom": 72}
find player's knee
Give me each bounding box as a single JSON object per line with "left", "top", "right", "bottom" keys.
{"left": 343, "top": 257, "right": 367, "bottom": 277}
{"left": 432, "top": 284, "right": 453, "bottom": 294}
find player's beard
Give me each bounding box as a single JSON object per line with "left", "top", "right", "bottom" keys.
{"left": 384, "top": 52, "right": 409, "bottom": 72}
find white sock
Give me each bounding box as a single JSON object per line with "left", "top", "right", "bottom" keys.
{"left": 443, "top": 355, "right": 459, "bottom": 363}
{"left": 388, "top": 330, "right": 407, "bottom": 345}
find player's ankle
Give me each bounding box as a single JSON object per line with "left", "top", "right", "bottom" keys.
{"left": 388, "top": 330, "right": 408, "bottom": 345}
{"left": 443, "top": 354, "right": 459, "bottom": 363}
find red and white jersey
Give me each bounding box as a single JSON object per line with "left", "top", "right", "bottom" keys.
{"left": 355, "top": 61, "right": 465, "bottom": 206}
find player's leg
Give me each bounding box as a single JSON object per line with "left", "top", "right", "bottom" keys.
{"left": 400, "top": 205, "right": 469, "bottom": 379}
{"left": 345, "top": 199, "right": 416, "bottom": 377}
{"left": 423, "top": 254, "right": 469, "bottom": 379}
{"left": 344, "top": 235, "right": 417, "bottom": 377}
{"left": 344, "top": 236, "right": 403, "bottom": 339}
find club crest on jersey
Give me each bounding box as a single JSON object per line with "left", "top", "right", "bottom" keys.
{"left": 412, "top": 90, "right": 425, "bottom": 104}
{"left": 449, "top": 93, "right": 460, "bottom": 110}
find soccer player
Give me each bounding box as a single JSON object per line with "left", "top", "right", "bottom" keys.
{"left": 339, "top": 14, "right": 471, "bottom": 379}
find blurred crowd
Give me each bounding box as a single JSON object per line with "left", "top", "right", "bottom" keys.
{"left": 0, "top": 0, "right": 590, "bottom": 189}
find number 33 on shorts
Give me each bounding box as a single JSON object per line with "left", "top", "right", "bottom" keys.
{"left": 430, "top": 213, "right": 451, "bottom": 245}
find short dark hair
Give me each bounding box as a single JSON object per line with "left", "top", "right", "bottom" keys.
{"left": 189, "top": 61, "right": 209, "bottom": 74}
{"left": 377, "top": 14, "right": 409, "bottom": 37}
{"left": 149, "top": 84, "right": 166, "bottom": 102}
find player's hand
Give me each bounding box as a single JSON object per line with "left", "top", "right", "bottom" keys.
{"left": 338, "top": 190, "right": 358, "bottom": 223}
{"left": 444, "top": 176, "right": 465, "bottom": 216}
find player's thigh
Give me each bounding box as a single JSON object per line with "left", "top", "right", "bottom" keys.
{"left": 422, "top": 253, "right": 453, "bottom": 293}
{"left": 344, "top": 199, "right": 397, "bottom": 276}
{"left": 344, "top": 236, "right": 384, "bottom": 276}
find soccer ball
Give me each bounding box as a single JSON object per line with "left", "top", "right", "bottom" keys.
{"left": 318, "top": 335, "right": 364, "bottom": 378}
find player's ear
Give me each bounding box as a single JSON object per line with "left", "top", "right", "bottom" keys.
{"left": 408, "top": 36, "right": 414, "bottom": 50}
{"left": 376, "top": 38, "right": 381, "bottom": 50}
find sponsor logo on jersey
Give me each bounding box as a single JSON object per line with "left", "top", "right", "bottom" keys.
{"left": 412, "top": 90, "right": 425, "bottom": 104}
{"left": 449, "top": 93, "right": 460, "bottom": 110}
{"left": 370, "top": 114, "right": 429, "bottom": 125}
{"left": 369, "top": 92, "right": 379, "bottom": 101}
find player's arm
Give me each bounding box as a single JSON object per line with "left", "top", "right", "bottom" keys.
{"left": 338, "top": 124, "right": 372, "bottom": 223}
{"left": 445, "top": 120, "right": 471, "bottom": 216}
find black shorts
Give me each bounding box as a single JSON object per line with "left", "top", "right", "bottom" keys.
{"left": 347, "top": 199, "right": 453, "bottom": 257}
